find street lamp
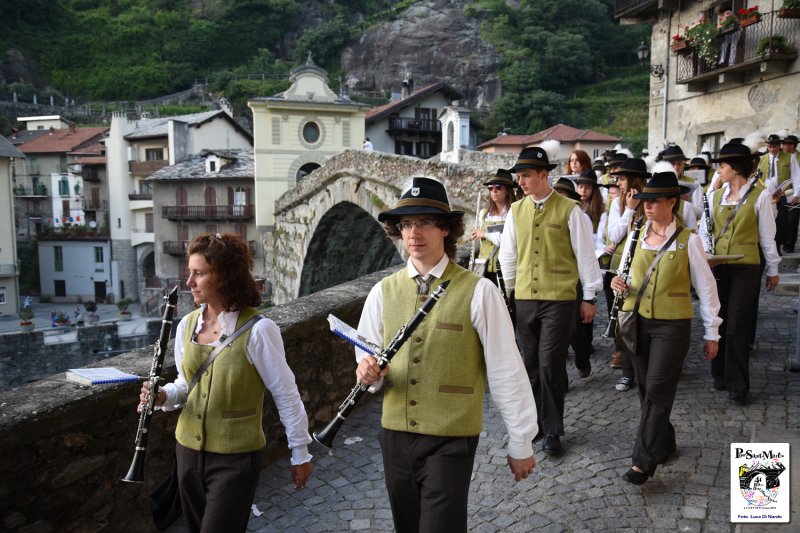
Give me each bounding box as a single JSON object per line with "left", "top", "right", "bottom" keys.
{"left": 637, "top": 41, "right": 664, "bottom": 79}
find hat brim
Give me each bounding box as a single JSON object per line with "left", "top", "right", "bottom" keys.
{"left": 554, "top": 188, "right": 581, "bottom": 202}
{"left": 711, "top": 153, "right": 752, "bottom": 163}
{"left": 610, "top": 170, "right": 651, "bottom": 178}
{"left": 482, "top": 178, "right": 519, "bottom": 188}
{"left": 509, "top": 162, "right": 557, "bottom": 172}
{"left": 377, "top": 206, "right": 464, "bottom": 222}
{"left": 632, "top": 186, "right": 691, "bottom": 199}
{"left": 660, "top": 155, "right": 689, "bottom": 162}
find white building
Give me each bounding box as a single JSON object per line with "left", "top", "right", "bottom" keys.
{"left": 0, "top": 136, "right": 24, "bottom": 315}
{"left": 38, "top": 239, "right": 111, "bottom": 302}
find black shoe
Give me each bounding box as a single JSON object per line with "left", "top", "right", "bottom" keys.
{"left": 729, "top": 391, "right": 750, "bottom": 404}
{"left": 622, "top": 468, "right": 650, "bottom": 485}
{"left": 542, "top": 435, "right": 562, "bottom": 454}
{"left": 578, "top": 363, "right": 591, "bottom": 379}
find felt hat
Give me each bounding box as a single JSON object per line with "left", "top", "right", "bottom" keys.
{"left": 592, "top": 158, "right": 606, "bottom": 172}
{"left": 610, "top": 157, "right": 650, "bottom": 178}
{"left": 712, "top": 142, "right": 753, "bottom": 163}
{"left": 607, "top": 152, "right": 628, "bottom": 168}
{"left": 483, "top": 168, "right": 517, "bottom": 188}
{"left": 782, "top": 134, "right": 799, "bottom": 146}
{"left": 552, "top": 177, "right": 581, "bottom": 202}
{"left": 510, "top": 146, "right": 557, "bottom": 172}
{"left": 766, "top": 134, "right": 782, "bottom": 145}
{"left": 659, "top": 144, "right": 689, "bottom": 162}
{"left": 378, "top": 177, "right": 463, "bottom": 222}
{"left": 686, "top": 156, "right": 710, "bottom": 170}
{"left": 633, "top": 168, "right": 691, "bottom": 199}
{"left": 576, "top": 169, "right": 598, "bottom": 186}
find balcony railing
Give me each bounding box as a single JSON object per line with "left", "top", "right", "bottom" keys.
{"left": 128, "top": 192, "right": 153, "bottom": 200}
{"left": 675, "top": 11, "right": 798, "bottom": 89}
{"left": 83, "top": 199, "right": 108, "bottom": 211}
{"left": 0, "top": 263, "right": 17, "bottom": 276}
{"left": 386, "top": 117, "right": 441, "bottom": 135}
{"left": 614, "top": 0, "right": 664, "bottom": 18}
{"left": 162, "top": 205, "right": 255, "bottom": 221}
{"left": 163, "top": 239, "right": 257, "bottom": 256}
{"left": 13, "top": 185, "right": 48, "bottom": 197}
{"left": 129, "top": 160, "right": 169, "bottom": 176}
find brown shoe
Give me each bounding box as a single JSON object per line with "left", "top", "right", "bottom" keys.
{"left": 610, "top": 352, "right": 623, "bottom": 368}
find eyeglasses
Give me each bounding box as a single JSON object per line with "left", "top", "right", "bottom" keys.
{"left": 486, "top": 185, "right": 504, "bottom": 191}
{"left": 396, "top": 219, "right": 439, "bottom": 232}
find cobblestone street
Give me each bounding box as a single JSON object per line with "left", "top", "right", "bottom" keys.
{"left": 170, "top": 287, "right": 800, "bottom": 532}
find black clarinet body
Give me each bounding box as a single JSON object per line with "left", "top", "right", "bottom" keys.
{"left": 703, "top": 191, "right": 715, "bottom": 256}
{"left": 602, "top": 217, "right": 644, "bottom": 339}
{"left": 122, "top": 285, "right": 179, "bottom": 483}
{"left": 313, "top": 280, "right": 450, "bottom": 449}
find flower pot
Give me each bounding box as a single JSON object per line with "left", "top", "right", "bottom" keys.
{"left": 118, "top": 311, "right": 132, "bottom": 321}
{"left": 672, "top": 40, "right": 690, "bottom": 53}
{"left": 778, "top": 8, "right": 800, "bottom": 18}
{"left": 19, "top": 322, "right": 35, "bottom": 333}
{"left": 739, "top": 14, "right": 762, "bottom": 27}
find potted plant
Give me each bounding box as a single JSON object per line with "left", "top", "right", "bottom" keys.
{"left": 671, "top": 32, "right": 690, "bottom": 53}
{"left": 756, "top": 35, "right": 793, "bottom": 57}
{"left": 687, "top": 21, "right": 720, "bottom": 65}
{"left": 779, "top": 0, "right": 800, "bottom": 18}
{"left": 718, "top": 15, "right": 738, "bottom": 34}
{"left": 54, "top": 311, "right": 70, "bottom": 327}
{"left": 117, "top": 298, "right": 132, "bottom": 321}
{"left": 737, "top": 5, "right": 762, "bottom": 27}
{"left": 84, "top": 300, "right": 100, "bottom": 324}
{"left": 18, "top": 306, "right": 35, "bottom": 333}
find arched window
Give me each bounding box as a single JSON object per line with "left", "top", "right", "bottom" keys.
{"left": 447, "top": 121, "right": 455, "bottom": 152}
{"left": 296, "top": 163, "right": 321, "bottom": 183}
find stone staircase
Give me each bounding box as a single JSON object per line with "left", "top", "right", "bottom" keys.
{"left": 778, "top": 252, "right": 800, "bottom": 296}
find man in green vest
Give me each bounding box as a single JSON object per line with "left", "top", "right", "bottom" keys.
{"left": 660, "top": 144, "right": 704, "bottom": 220}
{"left": 759, "top": 133, "right": 800, "bottom": 253}
{"left": 499, "top": 146, "right": 603, "bottom": 455}
{"left": 781, "top": 134, "right": 800, "bottom": 252}
{"left": 355, "top": 176, "right": 537, "bottom": 533}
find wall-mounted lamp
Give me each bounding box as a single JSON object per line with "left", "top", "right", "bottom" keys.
{"left": 636, "top": 41, "right": 665, "bottom": 78}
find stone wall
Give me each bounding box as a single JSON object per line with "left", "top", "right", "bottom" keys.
{"left": 0, "top": 267, "right": 395, "bottom": 532}
{"left": 271, "top": 149, "right": 516, "bottom": 304}
{"left": 0, "top": 321, "right": 162, "bottom": 391}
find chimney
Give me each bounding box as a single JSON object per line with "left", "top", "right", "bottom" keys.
{"left": 401, "top": 79, "right": 410, "bottom": 100}
{"left": 69, "top": 123, "right": 76, "bottom": 133}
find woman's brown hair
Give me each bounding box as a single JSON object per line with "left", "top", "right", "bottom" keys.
{"left": 187, "top": 233, "right": 260, "bottom": 310}
{"left": 383, "top": 216, "right": 465, "bottom": 260}
{"left": 582, "top": 184, "right": 605, "bottom": 228}
{"left": 569, "top": 150, "right": 592, "bottom": 175}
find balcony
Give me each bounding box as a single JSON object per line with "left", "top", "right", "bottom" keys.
{"left": 675, "top": 11, "right": 798, "bottom": 91}
{"left": 83, "top": 199, "right": 109, "bottom": 211}
{"left": 162, "top": 205, "right": 255, "bottom": 221}
{"left": 386, "top": 117, "right": 441, "bottom": 136}
{"left": 615, "top": 0, "right": 677, "bottom": 19}
{"left": 128, "top": 192, "right": 153, "bottom": 200}
{"left": 163, "top": 239, "right": 257, "bottom": 256}
{"left": 13, "top": 185, "right": 48, "bottom": 197}
{"left": 0, "top": 264, "right": 17, "bottom": 276}
{"left": 129, "top": 160, "right": 169, "bottom": 177}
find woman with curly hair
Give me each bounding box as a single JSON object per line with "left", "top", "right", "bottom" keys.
{"left": 139, "top": 232, "right": 312, "bottom": 532}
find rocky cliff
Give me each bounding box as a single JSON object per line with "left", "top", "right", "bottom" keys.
{"left": 341, "top": 0, "right": 501, "bottom": 112}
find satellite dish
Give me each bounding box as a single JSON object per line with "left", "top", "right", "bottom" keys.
{"left": 89, "top": 221, "right": 97, "bottom": 228}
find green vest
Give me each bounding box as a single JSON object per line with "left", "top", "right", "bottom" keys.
{"left": 622, "top": 227, "right": 693, "bottom": 319}
{"left": 477, "top": 208, "right": 504, "bottom": 273}
{"left": 758, "top": 152, "right": 792, "bottom": 184}
{"left": 512, "top": 193, "right": 579, "bottom": 301}
{"left": 380, "top": 262, "right": 486, "bottom": 437}
{"left": 176, "top": 307, "right": 267, "bottom": 454}
{"left": 711, "top": 184, "right": 762, "bottom": 265}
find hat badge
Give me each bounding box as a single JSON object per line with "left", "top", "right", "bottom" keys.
{"left": 411, "top": 187, "right": 420, "bottom": 197}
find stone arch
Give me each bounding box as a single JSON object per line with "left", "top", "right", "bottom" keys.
{"left": 297, "top": 201, "right": 402, "bottom": 297}
{"left": 296, "top": 162, "right": 321, "bottom": 182}
{"left": 288, "top": 153, "right": 326, "bottom": 185}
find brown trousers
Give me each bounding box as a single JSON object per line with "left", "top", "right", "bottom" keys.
{"left": 176, "top": 443, "right": 262, "bottom": 533}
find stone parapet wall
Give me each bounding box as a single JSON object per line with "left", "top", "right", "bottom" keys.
{"left": 0, "top": 267, "right": 394, "bottom": 532}
{"left": 0, "top": 321, "right": 162, "bottom": 391}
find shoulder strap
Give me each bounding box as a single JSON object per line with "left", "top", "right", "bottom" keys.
{"left": 186, "top": 314, "right": 263, "bottom": 398}
{"left": 632, "top": 228, "right": 682, "bottom": 314}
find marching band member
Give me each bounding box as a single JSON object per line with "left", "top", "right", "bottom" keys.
{"left": 700, "top": 142, "right": 781, "bottom": 403}
{"left": 470, "top": 169, "right": 519, "bottom": 288}
{"left": 611, "top": 165, "right": 721, "bottom": 485}
{"left": 660, "top": 145, "right": 704, "bottom": 219}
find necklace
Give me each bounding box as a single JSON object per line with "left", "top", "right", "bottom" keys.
{"left": 651, "top": 229, "right": 666, "bottom": 238}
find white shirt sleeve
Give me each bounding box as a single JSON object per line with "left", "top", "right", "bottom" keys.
{"left": 682, "top": 200, "right": 697, "bottom": 230}
{"left": 687, "top": 234, "right": 723, "bottom": 341}
{"left": 690, "top": 185, "right": 704, "bottom": 219}
{"left": 498, "top": 206, "right": 518, "bottom": 293}
{"left": 595, "top": 211, "right": 608, "bottom": 254}
{"left": 790, "top": 154, "right": 800, "bottom": 200}
{"left": 569, "top": 205, "right": 604, "bottom": 299}
{"left": 607, "top": 198, "right": 634, "bottom": 244}
{"left": 754, "top": 190, "right": 781, "bottom": 276}
{"left": 159, "top": 315, "right": 190, "bottom": 411}
{"left": 471, "top": 278, "right": 537, "bottom": 459}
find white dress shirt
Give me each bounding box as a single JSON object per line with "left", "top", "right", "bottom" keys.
{"left": 698, "top": 183, "right": 781, "bottom": 276}
{"left": 499, "top": 192, "right": 603, "bottom": 300}
{"left": 160, "top": 306, "right": 312, "bottom": 465}
{"left": 617, "top": 220, "right": 722, "bottom": 341}
{"left": 607, "top": 197, "right": 696, "bottom": 244}
{"left": 765, "top": 152, "right": 800, "bottom": 200}
{"left": 355, "top": 255, "right": 538, "bottom": 460}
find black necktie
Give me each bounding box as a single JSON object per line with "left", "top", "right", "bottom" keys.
{"left": 413, "top": 275, "right": 430, "bottom": 295}
{"left": 771, "top": 156, "right": 777, "bottom": 179}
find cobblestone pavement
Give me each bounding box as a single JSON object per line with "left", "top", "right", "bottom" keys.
{"left": 170, "top": 287, "right": 800, "bottom": 533}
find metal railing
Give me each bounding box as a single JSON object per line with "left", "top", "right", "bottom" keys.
{"left": 161, "top": 205, "right": 255, "bottom": 220}
{"left": 0, "top": 263, "right": 17, "bottom": 276}
{"left": 387, "top": 117, "right": 441, "bottom": 134}
{"left": 163, "top": 240, "right": 188, "bottom": 255}
{"left": 128, "top": 193, "right": 153, "bottom": 201}
{"left": 676, "top": 11, "right": 798, "bottom": 84}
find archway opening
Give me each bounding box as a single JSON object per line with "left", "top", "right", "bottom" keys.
{"left": 298, "top": 201, "right": 402, "bottom": 297}
{"left": 296, "top": 162, "right": 321, "bottom": 183}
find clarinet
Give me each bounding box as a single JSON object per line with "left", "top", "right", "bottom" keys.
{"left": 313, "top": 280, "right": 450, "bottom": 449}
{"left": 703, "top": 191, "right": 715, "bottom": 255}
{"left": 468, "top": 192, "right": 482, "bottom": 272}
{"left": 122, "top": 285, "right": 179, "bottom": 483}
{"left": 602, "top": 217, "right": 644, "bottom": 339}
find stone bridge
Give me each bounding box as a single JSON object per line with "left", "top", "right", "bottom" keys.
{"left": 270, "top": 149, "right": 516, "bottom": 304}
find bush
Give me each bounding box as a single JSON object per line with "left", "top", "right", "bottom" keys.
{"left": 116, "top": 298, "right": 132, "bottom": 312}
{"left": 18, "top": 306, "right": 34, "bottom": 321}
{"left": 84, "top": 300, "right": 98, "bottom": 313}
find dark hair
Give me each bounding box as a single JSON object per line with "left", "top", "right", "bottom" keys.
{"left": 616, "top": 175, "right": 647, "bottom": 217}
{"left": 383, "top": 215, "right": 465, "bottom": 260}
{"left": 568, "top": 150, "right": 592, "bottom": 174}
{"left": 724, "top": 158, "right": 755, "bottom": 178}
{"left": 187, "top": 233, "right": 260, "bottom": 310}
{"left": 580, "top": 183, "right": 604, "bottom": 227}
{"left": 487, "top": 185, "right": 520, "bottom": 215}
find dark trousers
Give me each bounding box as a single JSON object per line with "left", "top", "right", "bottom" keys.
{"left": 775, "top": 196, "right": 790, "bottom": 251}
{"left": 571, "top": 295, "right": 593, "bottom": 372}
{"left": 516, "top": 299, "right": 574, "bottom": 435}
{"left": 712, "top": 264, "right": 761, "bottom": 396}
{"left": 749, "top": 248, "right": 766, "bottom": 347}
{"left": 380, "top": 429, "right": 479, "bottom": 533}
{"left": 176, "top": 443, "right": 262, "bottom": 533}
{"left": 787, "top": 205, "right": 800, "bottom": 250}
{"left": 629, "top": 317, "right": 691, "bottom": 476}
